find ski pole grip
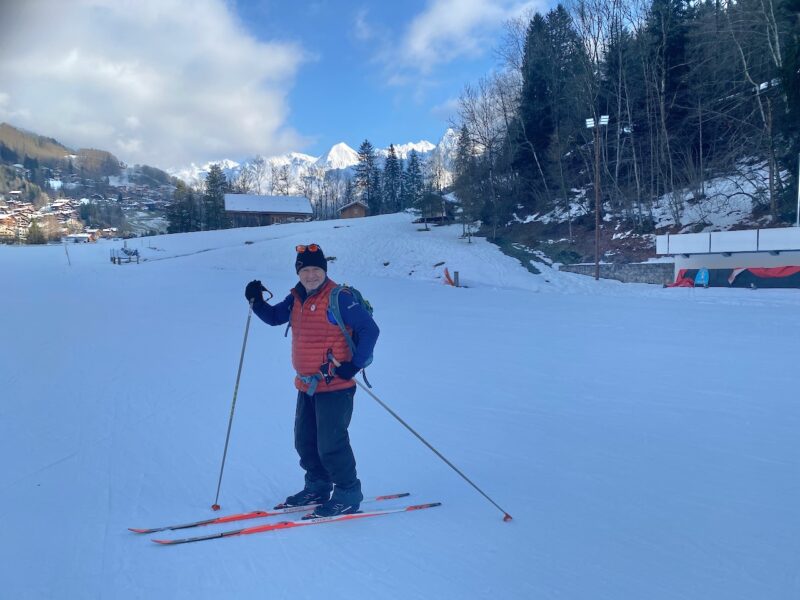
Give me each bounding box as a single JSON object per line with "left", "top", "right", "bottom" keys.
{"left": 327, "top": 352, "right": 342, "bottom": 368}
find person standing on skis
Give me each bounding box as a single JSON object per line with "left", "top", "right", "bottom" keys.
{"left": 244, "top": 243, "right": 379, "bottom": 517}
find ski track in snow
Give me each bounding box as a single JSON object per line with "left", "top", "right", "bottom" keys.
{"left": 1, "top": 213, "right": 798, "bottom": 599}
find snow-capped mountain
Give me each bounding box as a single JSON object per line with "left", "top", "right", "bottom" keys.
{"left": 430, "top": 129, "right": 457, "bottom": 170}
{"left": 428, "top": 129, "right": 458, "bottom": 187}
{"left": 170, "top": 131, "right": 458, "bottom": 191}
{"left": 315, "top": 142, "right": 359, "bottom": 170}
{"left": 271, "top": 152, "right": 318, "bottom": 167}
{"left": 378, "top": 140, "right": 437, "bottom": 160}
{"left": 171, "top": 159, "right": 241, "bottom": 187}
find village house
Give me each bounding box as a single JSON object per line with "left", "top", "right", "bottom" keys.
{"left": 414, "top": 193, "right": 459, "bottom": 225}
{"left": 224, "top": 194, "right": 313, "bottom": 227}
{"left": 0, "top": 212, "right": 16, "bottom": 241}
{"left": 12, "top": 164, "right": 32, "bottom": 179}
{"left": 338, "top": 200, "right": 369, "bottom": 219}
{"left": 63, "top": 233, "right": 92, "bottom": 243}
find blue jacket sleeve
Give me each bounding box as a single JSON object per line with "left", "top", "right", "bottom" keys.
{"left": 252, "top": 293, "right": 293, "bottom": 326}
{"left": 338, "top": 292, "right": 379, "bottom": 368}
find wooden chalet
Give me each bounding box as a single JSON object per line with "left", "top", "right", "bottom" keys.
{"left": 224, "top": 194, "right": 313, "bottom": 227}
{"left": 338, "top": 200, "right": 368, "bottom": 219}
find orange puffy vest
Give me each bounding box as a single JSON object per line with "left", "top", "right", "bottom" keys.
{"left": 290, "top": 277, "right": 355, "bottom": 393}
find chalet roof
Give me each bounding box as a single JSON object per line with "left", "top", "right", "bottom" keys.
{"left": 224, "top": 194, "right": 312, "bottom": 215}
{"left": 338, "top": 200, "right": 368, "bottom": 212}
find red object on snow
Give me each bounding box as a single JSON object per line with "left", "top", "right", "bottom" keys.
{"left": 667, "top": 269, "right": 695, "bottom": 287}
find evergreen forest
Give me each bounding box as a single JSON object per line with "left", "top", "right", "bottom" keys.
{"left": 451, "top": 0, "right": 800, "bottom": 245}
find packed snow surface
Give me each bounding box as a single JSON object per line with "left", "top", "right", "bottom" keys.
{"left": 1, "top": 213, "right": 798, "bottom": 599}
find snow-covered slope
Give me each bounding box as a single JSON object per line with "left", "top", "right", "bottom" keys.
{"left": 1, "top": 213, "right": 797, "bottom": 599}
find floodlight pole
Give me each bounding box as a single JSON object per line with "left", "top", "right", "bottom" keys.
{"left": 586, "top": 115, "right": 609, "bottom": 280}
{"left": 796, "top": 151, "right": 799, "bottom": 227}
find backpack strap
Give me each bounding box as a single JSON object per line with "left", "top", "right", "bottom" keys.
{"left": 329, "top": 285, "right": 356, "bottom": 358}
{"left": 329, "top": 285, "right": 373, "bottom": 387}
{"left": 283, "top": 302, "right": 293, "bottom": 337}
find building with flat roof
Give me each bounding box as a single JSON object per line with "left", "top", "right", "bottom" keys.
{"left": 655, "top": 227, "right": 800, "bottom": 287}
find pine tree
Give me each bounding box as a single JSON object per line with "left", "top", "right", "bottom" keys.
{"left": 416, "top": 189, "right": 443, "bottom": 231}
{"left": 454, "top": 125, "right": 474, "bottom": 194}
{"left": 355, "top": 140, "right": 382, "bottom": 214}
{"left": 167, "top": 181, "right": 199, "bottom": 233}
{"left": 401, "top": 150, "right": 423, "bottom": 211}
{"left": 187, "top": 188, "right": 200, "bottom": 231}
{"left": 453, "top": 125, "right": 481, "bottom": 240}
{"left": 203, "top": 164, "right": 229, "bottom": 231}
{"left": 778, "top": 0, "right": 800, "bottom": 218}
{"left": 382, "top": 144, "right": 402, "bottom": 213}
{"left": 513, "top": 7, "right": 586, "bottom": 214}
{"left": 370, "top": 165, "right": 382, "bottom": 214}
{"left": 27, "top": 220, "right": 46, "bottom": 244}
{"left": 342, "top": 178, "right": 355, "bottom": 208}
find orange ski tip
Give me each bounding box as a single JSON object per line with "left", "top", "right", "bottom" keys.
{"left": 503, "top": 513, "right": 513, "bottom": 522}
{"left": 152, "top": 539, "right": 171, "bottom": 545}
{"left": 375, "top": 492, "right": 410, "bottom": 500}
{"left": 128, "top": 528, "right": 148, "bottom": 533}
{"left": 408, "top": 502, "right": 441, "bottom": 511}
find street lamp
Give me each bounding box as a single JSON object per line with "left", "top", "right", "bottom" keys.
{"left": 586, "top": 115, "right": 609, "bottom": 280}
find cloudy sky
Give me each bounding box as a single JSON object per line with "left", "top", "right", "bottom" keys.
{"left": 0, "top": 0, "right": 545, "bottom": 170}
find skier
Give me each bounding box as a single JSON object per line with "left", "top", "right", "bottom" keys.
{"left": 244, "top": 243, "right": 379, "bottom": 517}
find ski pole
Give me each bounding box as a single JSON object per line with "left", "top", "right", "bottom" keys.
{"left": 328, "top": 355, "right": 512, "bottom": 522}
{"left": 211, "top": 299, "right": 255, "bottom": 511}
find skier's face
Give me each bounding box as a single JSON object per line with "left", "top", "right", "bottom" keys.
{"left": 299, "top": 266, "right": 326, "bottom": 293}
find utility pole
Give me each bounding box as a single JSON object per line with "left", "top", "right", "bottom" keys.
{"left": 796, "top": 152, "right": 799, "bottom": 227}
{"left": 586, "top": 115, "right": 609, "bottom": 280}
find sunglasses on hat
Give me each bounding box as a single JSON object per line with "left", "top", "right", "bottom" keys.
{"left": 296, "top": 244, "right": 321, "bottom": 253}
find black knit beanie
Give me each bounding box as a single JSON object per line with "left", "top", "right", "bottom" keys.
{"left": 295, "top": 246, "right": 327, "bottom": 273}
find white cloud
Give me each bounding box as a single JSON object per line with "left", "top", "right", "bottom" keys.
{"left": 430, "top": 97, "right": 461, "bottom": 122}
{"left": 353, "top": 9, "right": 374, "bottom": 41}
{"left": 0, "top": 0, "right": 309, "bottom": 169}
{"left": 400, "top": 0, "right": 542, "bottom": 73}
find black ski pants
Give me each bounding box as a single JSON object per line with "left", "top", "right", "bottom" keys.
{"left": 294, "top": 386, "right": 358, "bottom": 491}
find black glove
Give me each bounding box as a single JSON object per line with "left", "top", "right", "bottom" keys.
{"left": 334, "top": 361, "right": 359, "bottom": 381}
{"left": 245, "top": 280, "right": 267, "bottom": 304}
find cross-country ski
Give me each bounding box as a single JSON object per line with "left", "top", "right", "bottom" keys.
{"left": 129, "top": 492, "right": 410, "bottom": 534}
{"left": 151, "top": 502, "right": 442, "bottom": 545}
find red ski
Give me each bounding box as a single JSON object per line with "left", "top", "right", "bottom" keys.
{"left": 152, "top": 502, "right": 441, "bottom": 545}
{"left": 129, "top": 492, "right": 409, "bottom": 534}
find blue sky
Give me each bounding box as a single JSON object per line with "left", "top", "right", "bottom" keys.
{"left": 0, "top": 0, "right": 544, "bottom": 168}
{"left": 233, "top": 0, "right": 525, "bottom": 154}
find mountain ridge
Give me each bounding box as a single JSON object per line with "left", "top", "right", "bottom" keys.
{"left": 0, "top": 122, "right": 173, "bottom": 184}
{"left": 170, "top": 130, "right": 457, "bottom": 189}
{"left": 0, "top": 121, "right": 457, "bottom": 200}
